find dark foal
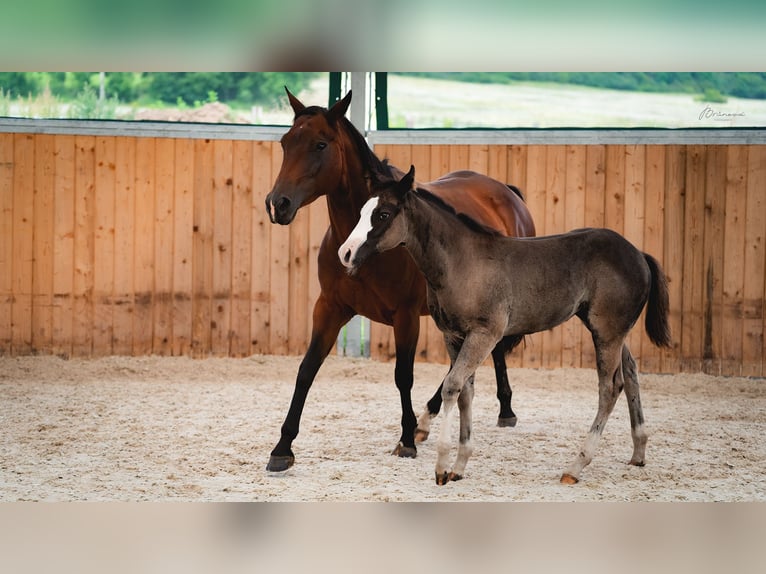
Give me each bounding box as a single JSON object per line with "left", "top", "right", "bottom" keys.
{"left": 263, "top": 89, "right": 535, "bottom": 472}
{"left": 339, "top": 166, "right": 671, "bottom": 485}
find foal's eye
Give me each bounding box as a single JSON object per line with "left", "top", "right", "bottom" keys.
{"left": 315, "top": 142, "right": 327, "bottom": 151}
{"left": 375, "top": 211, "right": 390, "bottom": 223}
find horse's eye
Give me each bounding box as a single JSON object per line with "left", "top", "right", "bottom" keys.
{"left": 315, "top": 142, "right": 327, "bottom": 151}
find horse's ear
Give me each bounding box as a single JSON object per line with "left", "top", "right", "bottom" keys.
{"left": 285, "top": 87, "right": 305, "bottom": 116}
{"left": 328, "top": 90, "right": 352, "bottom": 123}
{"left": 397, "top": 165, "right": 416, "bottom": 199}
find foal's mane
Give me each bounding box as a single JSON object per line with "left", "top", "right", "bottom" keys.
{"left": 412, "top": 186, "right": 504, "bottom": 237}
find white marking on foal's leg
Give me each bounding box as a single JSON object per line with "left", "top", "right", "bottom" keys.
{"left": 435, "top": 400, "right": 456, "bottom": 484}
{"left": 562, "top": 430, "right": 602, "bottom": 484}
{"left": 629, "top": 423, "right": 648, "bottom": 466}
{"left": 415, "top": 408, "right": 436, "bottom": 442}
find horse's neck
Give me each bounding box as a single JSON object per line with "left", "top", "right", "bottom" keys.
{"left": 402, "top": 196, "right": 467, "bottom": 287}
{"left": 326, "top": 136, "right": 373, "bottom": 243}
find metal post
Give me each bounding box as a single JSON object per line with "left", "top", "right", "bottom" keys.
{"left": 349, "top": 72, "right": 367, "bottom": 133}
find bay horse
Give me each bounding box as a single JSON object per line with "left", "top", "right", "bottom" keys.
{"left": 264, "top": 89, "right": 536, "bottom": 472}
{"left": 339, "top": 166, "right": 671, "bottom": 485}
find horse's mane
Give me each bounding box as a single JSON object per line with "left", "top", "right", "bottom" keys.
{"left": 413, "top": 187, "right": 504, "bottom": 237}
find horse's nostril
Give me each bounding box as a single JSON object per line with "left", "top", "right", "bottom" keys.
{"left": 277, "top": 197, "right": 291, "bottom": 212}
{"left": 342, "top": 249, "right": 351, "bottom": 265}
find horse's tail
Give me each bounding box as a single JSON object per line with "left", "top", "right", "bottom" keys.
{"left": 643, "top": 253, "right": 672, "bottom": 348}
{"left": 506, "top": 184, "right": 525, "bottom": 201}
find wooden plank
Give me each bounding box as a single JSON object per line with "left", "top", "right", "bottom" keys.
{"left": 32, "top": 134, "right": 55, "bottom": 355}
{"left": 702, "top": 145, "right": 727, "bottom": 374}
{"left": 51, "top": 135, "right": 76, "bottom": 358}
{"left": 172, "top": 139, "right": 194, "bottom": 356}
{"left": 581, "top": 145, "right": 607, "bottom": 369}
{"left": 132, "top": 137, "right": 155, "bottom": 355}
{"left": 448, "top": 144, "right": 469, "bottom": 172}
{"left": 604, "top": 144, "right": 625, "bottom": 234}
{"left": 542, "top": 145, "right": 566, "bottom": 369}
{"left": 623, "top": 145, "right": 646, "bottom": 364}
{"left": 153, "top": 138, "right": 175, "bottom": 355}
{"left": 521, "top": 145, "right": 547, "bottom": 369}
{"left": 742, "top": 146, "right": 766, "bottom": 377}
{"left": 212, "top": 139, "right": 233, "bottom": 356}
{"left": 468, "top": 143, "right": 489, "bottom": 174}
{"left": 680, "top": 145, "right": 706, "bottom": 372}
{"left": 11, "top": 134, "right": 34, "bottom": 354}
{"left": 562, "top": 145, "right": 587, "bottom": 369}
{"left": 487, "top": 144, "right": 508, "bottom": 185}
{"left": 661, "top": 145, "right": 686, "bottom": 373}
{"left": 505, "top": 144, "right": 528, "bottom": 369}
{"left": 191, "top": 138, "right": 214, "bottom": 357}
{"left": 92, "top": 136, "right": 116, "bottom": 356}
{"left": 269, "top": 143, "right": 290, "bottom": 356}
{"left": 640, "top": 145, "right": 666, "bottom": 373}
{"left": 230, "top": 140, "right": 253, "bottom": 357}
{"left": 250, "top": 140, "right": 272, "bottom": 355}
{"left": 719, "top": 145, "right": 748, "bottom": 375}
{"left": 72, "top": 135, "right": 96, "bottom": 357}
{"left": 112, "top": 137, "right": 135, "bottom": 355}
{"left": 0, "top": 134, "right": 13, "bottom": 353}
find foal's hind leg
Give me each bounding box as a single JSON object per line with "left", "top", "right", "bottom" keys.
{"left": 561, "top": 339, "right": 625, "bottom": 484}
{"left": 621, "top": 345, "right": 648, "bottom": 466}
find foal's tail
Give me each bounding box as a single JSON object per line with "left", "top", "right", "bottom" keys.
{"left": 643, "top": 253, "right": 672, "bottom": 348}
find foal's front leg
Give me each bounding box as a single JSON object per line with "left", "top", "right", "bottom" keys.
{"left": 435, "top": 331, "right": 497, "bottom": 485}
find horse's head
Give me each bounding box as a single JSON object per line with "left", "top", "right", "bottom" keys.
{"left": 338, "top": 165, "right": 415, "bottom": 273}
{"left": 265, "top": 88, "right": 353, "bottom": 225}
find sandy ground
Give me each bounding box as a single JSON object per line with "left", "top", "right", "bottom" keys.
{"left": 1, "top": 354, "right": 764, "bottom": 502}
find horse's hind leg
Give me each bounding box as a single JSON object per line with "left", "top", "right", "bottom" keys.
{"left": 494, "top": 335, "right": 523, "bottom": 427}
{"left": 621, "top": 345, "right": 648, "bottom": 466}
{"left": 561, "top": 339, "right": 625, "bottom": 484}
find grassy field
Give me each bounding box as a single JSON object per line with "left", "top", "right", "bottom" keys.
{"left": 302, "top": 74, "right": 766, "bottom": 129}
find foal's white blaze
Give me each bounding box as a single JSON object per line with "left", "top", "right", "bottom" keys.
{"left": 338, "top": 197, "right": 379, "bottom": 268}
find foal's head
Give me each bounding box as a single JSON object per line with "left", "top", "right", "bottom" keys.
{"left": 338, "top": 165, "right": 416, "bottom": 273}
{"left": 265, "top": 88, "right": 353, "bottom": 225}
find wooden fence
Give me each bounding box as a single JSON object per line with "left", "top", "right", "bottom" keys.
{"left": 1, "top": 122, "right": 765, "bottom": 377}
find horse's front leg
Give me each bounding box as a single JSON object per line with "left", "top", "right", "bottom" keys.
{"left": 266, "top": 296, "right": 352, "bottom": 472}
{"left": 435, "top": 330, "right": 497, "bottom": 485}
{"left": 390, "top": 311, "right": 420, "bottom": 458}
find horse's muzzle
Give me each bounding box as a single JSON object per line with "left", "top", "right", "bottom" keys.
{"left": 265, "top": 194, "right": 294, "bottom": 225}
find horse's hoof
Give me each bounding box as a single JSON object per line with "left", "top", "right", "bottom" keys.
{"left": 560, "top": 473, "right": 579, "bottom": 485}
{"left": 497, "top": 416, "right": 518, "bottom": 428}
{"left": 266, "top": 454, "right": 295, "bottom": 472}
{"left": 392, "top": 442, "right": 417, "bottom": 458}
{"left": 414, "top": 428, "right": 430, "bottom": 443}
{"left": 435, "top": 471, "right": 450, "bottom": 485}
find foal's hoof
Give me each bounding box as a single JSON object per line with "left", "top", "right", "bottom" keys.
{"left": 628, "top": 459, "right": 645, "bottom": 467}
{"left": 497, "top": 416, "right": 518, "bottom": 428}
{"left": 560, "top": 473, "right": 579, "bottom": 485}
{"left": 435, "top": 471, "right": 450, "bottom": 486}
{"left": 414, "top": 428, "right": 430, "bottom": 443}
{"left": 392, "top": 442, "right": 417, "bottom": 458}
{"left": 266, "top": 454, "right": 295, "bottom": 472}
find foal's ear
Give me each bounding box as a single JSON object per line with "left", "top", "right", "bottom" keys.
{"left": 396, "top": 165, "right": 416, "bottom": 200}
{"left": 328, "top": 90, "right": 352, "bottom": 123}
{"left": 285, "top": 87, "right": 306, "bottom": 115}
